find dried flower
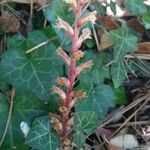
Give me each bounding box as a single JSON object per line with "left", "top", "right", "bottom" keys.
{"left": 0, "top": 11, "right": 20, "bottom": 33}
{"left": 74, "top": 90, "right": 86, "bottom": 99}
{"left": 66, "top": 117, "right": 74, "bottom": 131}
{"left": 56, "top": 17, "right": 74, "bottom": 37}
{"left": 56, "top": 77, "right": 70, "bottom": 87}
{"left": 78, "top": 11, "right": 97, "bottom": 27}
{"left": 51, "top": 117, "right": 63, "bottom": 132}
{"left": 76, "top": 60, "right": 93, "bottom": 76}
{"left": 59, "top": 106, "right": 68, "bottom": 113}
{"left": 51, "top": 86, "right": 66, "bottom": 101}
{"left": 56, "top": 47, "right": 71, "bottom": 66}
{"left": 78, "top": 28, "right": 91, "bottom": 48}
{"left": 71, "top": 50, "right": 84, "bottom": 61}
{"left": 62, "top": 138, "right": 72, "bottom": 150}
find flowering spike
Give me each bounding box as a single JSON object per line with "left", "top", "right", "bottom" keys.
{"left": 70, "top": 50, "right": 84, "bottom": 61}
{"left": 51, "top": 86, "right": 66, "bottom": 101}
{"left": 56, "top": 17, "right": 74, "bottom": 37}
{"left": 78, "top": 28, "right": 91, "bottom": 48}
{"left": 56, "top": 77, "right": 70, "bottom": 87}
{"left": 76, "top": 60, "right": 93, "bottom": 76}
{"left": 56, "top": 47, "right": 71, "bottom": 66}
{"left": 78, "top": 11, "right": 97, "bottom": 27}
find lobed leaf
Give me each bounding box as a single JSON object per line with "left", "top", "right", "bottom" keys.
{"left": 109, "top": 27, "right": 138, "bottom": 62}
{"left": 0, "top": 91, "right": 46, "bottom": 150}
{"left": 73, "top": 111, "right": 99, "bottom": 148}
{"left": 25, "top": 116, "right": 59, "bottom": 150}
{"left": 76, "top": 85, "right": 115, "bottom": 120}
{"left": 0, "top": 30, "right": 64, "bottom": 100}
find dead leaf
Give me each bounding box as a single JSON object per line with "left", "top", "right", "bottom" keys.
{"left": 137, "top": 42, "right": 150, "bottom": 54}
{"left": 127, "top": 18, "right": 145, "bottom": 33}
{"left": 109, "top": 144, "right": 125, "bottom": 150}
{"left": 97, "top": 15, "right": 119, "bottom": 30}
{"left": 99, "top": 34, "right": 113, "bottom": 51}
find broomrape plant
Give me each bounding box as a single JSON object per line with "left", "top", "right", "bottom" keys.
{"left": 51, "top": 0, "right": 97, "bottom": 149}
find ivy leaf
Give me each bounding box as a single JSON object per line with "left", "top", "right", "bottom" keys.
{"left": 73, "top": 111, "right": 99, "bottom": 148}
{"left": 26, "top": 115, "right": 59, "bottom": 150}
{"left": 110, "top": 27, "right": 138, "bottom": 62}
{"left": 0, "top": 91, "right": 46, "bottom": 150}
{"left": 76, "top": 85, "right": 115, "bottom": 120}
{"left": 125, "top": 0, "right": 148, "bottom": 15}
{"left": 0, "top": 30, "right": 63, "bottom": 100}
{"left": 111, "top": 61, "right": 126, "bottom": 88}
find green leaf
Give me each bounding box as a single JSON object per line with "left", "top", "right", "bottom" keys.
{"left": 26, "top": 115, "right": 59, "bottom": 150}
{"left": 73, "top": 111, "right": 99, "bottom": 148}
{"left": 0, "top": 30, "right": 63, "bottom": 100}
{"left": 125, "top": 0, "right": 148, "bottom": 15}
{"left": 0, "top": 91, "right": 46, "bottom": 150}
{"left": 76, "top": 85, "right": 115, "bottom": 120}
{"left": 142, "top": 13, "right": 150, "bottom": 29}
{"left": 111, "top": 62, "right": 126, "bottom": 88}
{"left": 110, "top": 27, "right": 138, "bottom": 62}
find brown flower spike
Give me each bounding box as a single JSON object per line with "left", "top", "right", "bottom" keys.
{"left": 51, "top": 0, "right": 97, "bottom": 149}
